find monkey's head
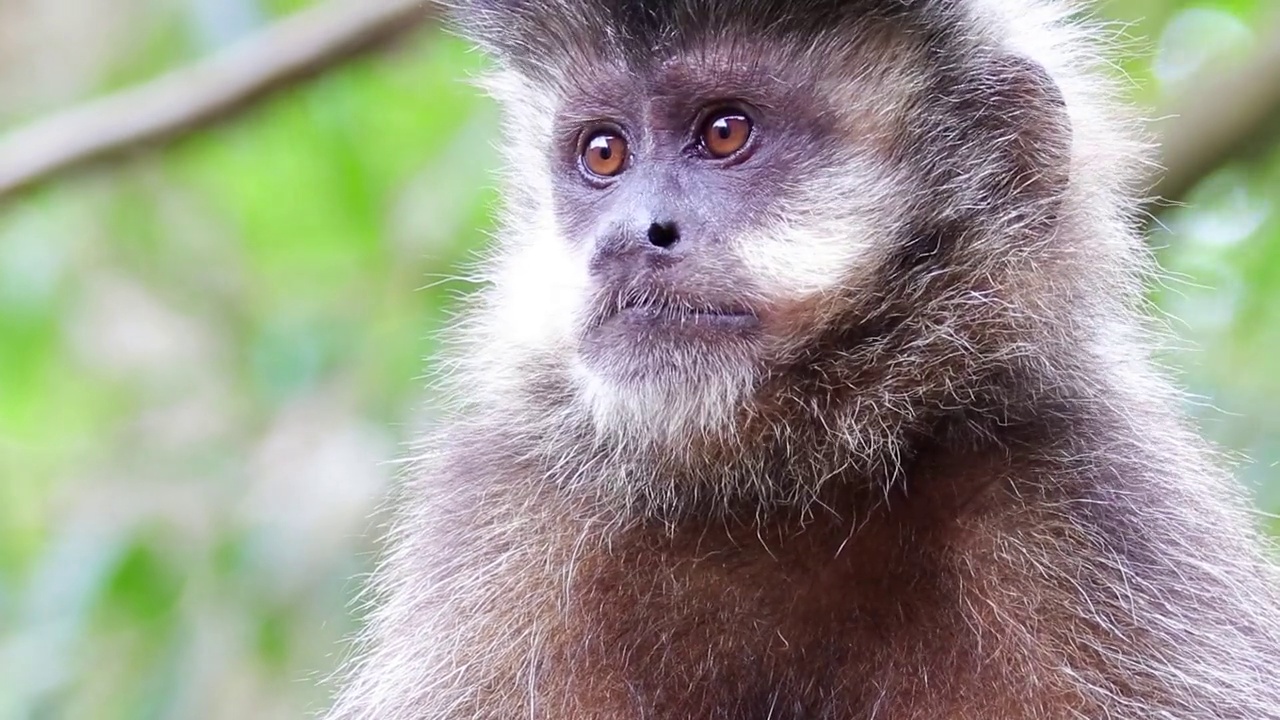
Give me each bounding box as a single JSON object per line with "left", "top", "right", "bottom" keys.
{"left": 450, "top": 0, "right": 1143, "bottom": 480}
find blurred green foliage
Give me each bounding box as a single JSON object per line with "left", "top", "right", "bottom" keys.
{"left": 0, "top": 0, "right": 1277, "bottom": 718}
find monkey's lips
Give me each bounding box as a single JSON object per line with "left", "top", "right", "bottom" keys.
{"left": 578, "top": 286, "right": 765, "bottom": 381}
{"left": 582, "top": 293, "right": 763, "bottom": 354}
{"left": 599, "top": 293, "right": 762, "bottom": 333}
{"left": 612, "top": 302, "right": 760, "bottom": 330}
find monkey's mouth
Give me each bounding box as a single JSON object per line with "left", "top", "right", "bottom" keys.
{"left": 594, "top": 291, "right": 761, "bottom": 334}
{"left": 580, "top": 284, "right": 764, "bottom": 361}
{"left": 612, "top": 300, "right": 759, "bottom": 329}
{"left": 578, "top": 286, "right": 764, "bottom": 378}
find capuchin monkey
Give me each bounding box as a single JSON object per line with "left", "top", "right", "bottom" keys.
{"left": 326, "top": 0, "right": 1280, "bottom": 718}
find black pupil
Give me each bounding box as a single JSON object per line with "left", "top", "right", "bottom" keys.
{"left": 598, "top": 144, "right": 612, "bottom": 160}
{"left": 717, "top": 121, "right": 733, "bottom": 139}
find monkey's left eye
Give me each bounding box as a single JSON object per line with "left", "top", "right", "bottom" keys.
{"left": 701, "top": 111, "right": 753, "bottom": 158}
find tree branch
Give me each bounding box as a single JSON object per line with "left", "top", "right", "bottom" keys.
{"left": 1148, "top": 13, "right": 1280, "bottom": 207}
{"left": 0, "top": 0, "right": 438, "bottom": 199}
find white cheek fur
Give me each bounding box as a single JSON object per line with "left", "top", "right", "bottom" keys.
{"left": 735, "top": 219, "right": 869, "bottom": 298}
{"left": 733, "top": 162, "right": 900, "bottom": 299}
{"left": 488, "top": 224, "right": 589, "bottom": 354}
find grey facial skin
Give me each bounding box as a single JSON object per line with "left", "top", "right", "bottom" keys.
{"left": 323, "top": 2, "right": 1280, "bottom": 719}
{"left": 559, "top": 50, "right": 856, "bottom": 388}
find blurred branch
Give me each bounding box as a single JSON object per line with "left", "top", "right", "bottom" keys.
{"left": 0, "top": 0, "right": 439, "bottom": 200}
{"left": 1149, "top": 13, "right": 1280, "bottom": 208}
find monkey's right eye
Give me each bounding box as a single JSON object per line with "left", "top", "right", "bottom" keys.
{"left": 582, "top": 132, "right": 629, "bottom": 178}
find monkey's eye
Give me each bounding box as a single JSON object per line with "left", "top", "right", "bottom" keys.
{"left": 701, "top": 111, "right": 753, "bottom": 159}
{"left": 582, "top": 131, "right": 629, "bottom": 178}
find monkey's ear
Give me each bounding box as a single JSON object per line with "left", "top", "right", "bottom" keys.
{"left": 988, "top": 54, "right": 1073, "bottom": 209}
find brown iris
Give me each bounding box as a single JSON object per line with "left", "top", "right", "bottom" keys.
{"left": 702, "top": 111, "right": 753, "bottom": 158}
{"left": 582, "top": 131, "right": 628, "bottom": 177}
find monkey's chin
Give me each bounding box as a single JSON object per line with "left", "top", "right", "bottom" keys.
{"left": 572, "top": 316, "right": 763, "bottom": 442}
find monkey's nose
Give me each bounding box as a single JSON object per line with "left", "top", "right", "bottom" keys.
{"left": 646, "top": 221, "right": 680, "bottom": 249}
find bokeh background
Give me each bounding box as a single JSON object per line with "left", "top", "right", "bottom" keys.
{"left": 0, "top": 0, "right": 1277, "bottom": 718}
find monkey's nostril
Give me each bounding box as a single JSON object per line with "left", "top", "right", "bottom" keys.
{"left": 647, "top": 222, "right": 680, "bottom": 249}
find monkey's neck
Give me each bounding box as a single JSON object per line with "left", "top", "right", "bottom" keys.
{"left": 523, "top": 389, "right": 1052, "bottom": 531}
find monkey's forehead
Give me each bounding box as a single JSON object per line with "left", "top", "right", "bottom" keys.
{"left": 449, "top": 0, "right": 976, "bottom": 78}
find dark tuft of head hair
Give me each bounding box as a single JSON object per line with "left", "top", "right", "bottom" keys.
{"left": 447, "top": 0, "right": 963, "bottom": 77}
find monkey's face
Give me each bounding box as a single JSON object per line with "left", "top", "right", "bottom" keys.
{"left": 479, "top": 37, "right": 928, "bottom": 443}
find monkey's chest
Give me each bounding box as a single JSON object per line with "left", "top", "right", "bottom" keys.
{"left": 535, "top": 526, "right": 1014, "bottom": 719}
